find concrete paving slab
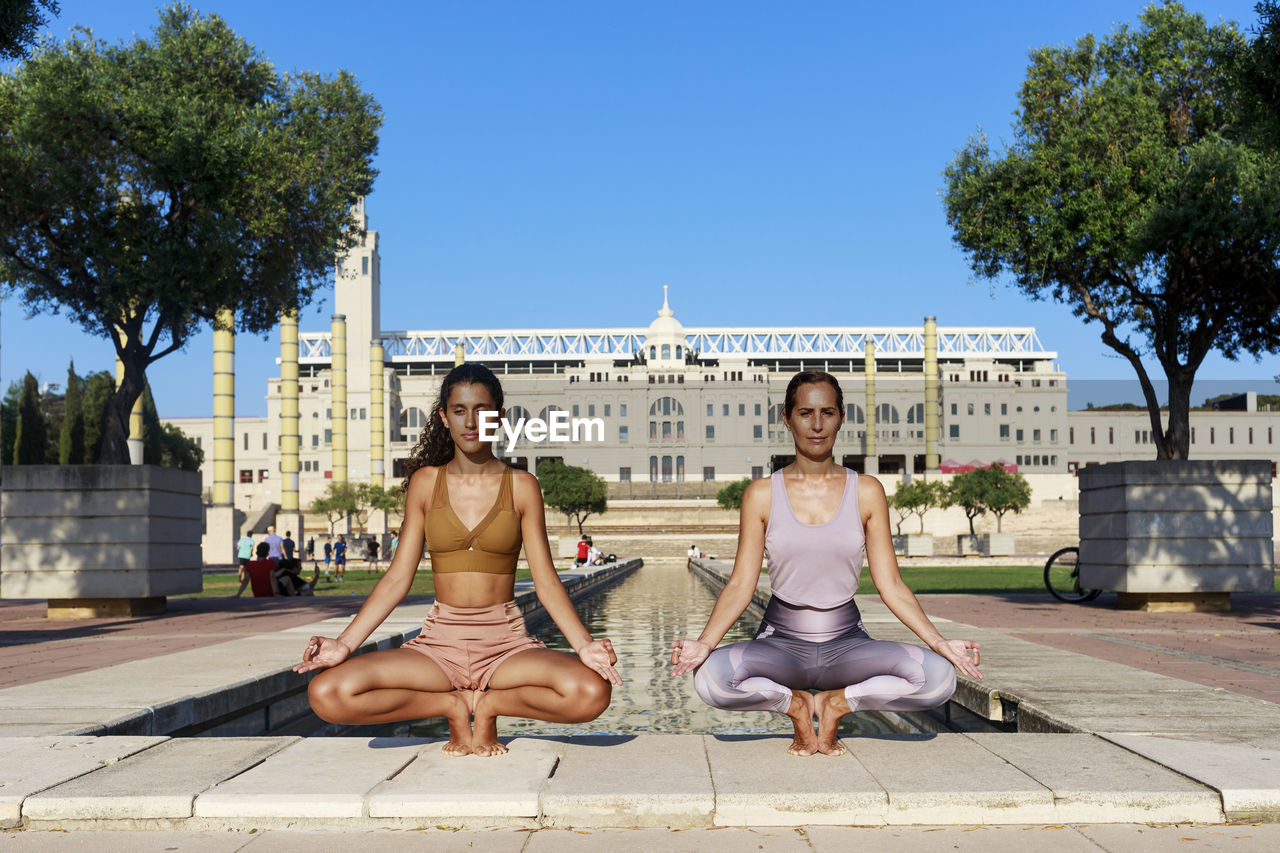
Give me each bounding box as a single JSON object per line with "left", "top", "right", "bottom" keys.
{"left": 524, "top": 826, "right": 811, "bottom": 851}
{"left": 0, "top": 829, "right": 255, "bottom": 851}
{"left": 846, "top": 734, "right": 1055, "bottom": 824}
{"left": 239, "top": 828, "right": 529, "bottom": 852}
{"left": 0, "top": 736, "right": 166, "bottom": 828}
{"left": 194, "top": 737, "right": 429, "bottom": 819}
{"left": 806, "top": 824, "right": 1103, "bottom": 852}
{"left": 966, "top": 733, "right": 1223, "bottom": 823}
{"left": 366, "top": 737, "right": 560, "bottom": 820}
{"left": 23, "top": 737, "right": 296, "bottom": 822}
{"left": 1100, "top": 732, "right": 1280, "bottom": 820}
{"left": 1074, "top": 822, "right": 1280, "bottom": 853}
{"left": 540, "top": 735, "right": 714, "bottom": 827}
{"left": 702, "top": 735, "right": 886, "bottom": 825}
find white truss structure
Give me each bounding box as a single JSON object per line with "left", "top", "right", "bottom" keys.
{"left": 298, "top": 326, "right": 1054, "bottom": 364}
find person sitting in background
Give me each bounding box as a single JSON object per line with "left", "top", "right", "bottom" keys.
{"left": 586, "top": 543, "right": 602, "bottom": 566}
{"left": 687, "top": 543, "right": 702, "bottom": 560}
{"left": 236, "top": 542, "right": 283, "bottom": 597}
{"left": 575, "top": 535, "right": 589, "bottom": 567}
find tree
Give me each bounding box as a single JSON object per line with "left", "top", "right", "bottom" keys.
{"left": 538, "top": 461, "right": 607, "bottom": 536}
{"left": 79, "top": 370, "right": 113, "bottom": 463}
{"left": 978, "top": 465, "right": 1032, "bottom": 532}
{"left": 943, "top": 471, "right": 988, "bottom": 537}
{"left": 13, "top": 372, "right": 45, "bottom": 464}
{"left": 890, "top": 479, "right": 946, "bottom": 535}
{"left": 0, "top": 381, "right": 18, "bottom": 466}
{"left": 58, "top": 360, "right": 84, "bottom": 464}
{"left": 139, "top": 383, "right": 202, "bottom": 471}
{"left": 1235, "top": 1, "right": 1280, "bottom": 149}
{"left": 363, "top": 482, "right": 405, "bottom": 529}
{"left": 943, "top": 2, "right": 1280, "bottom": 461}
{"left": 311, "top": 481, "right": 361, "bottom": 535}
{"left": 0, "top": 4, "right": 381, "bottom": 463}
{"left": 716, "top": 478, "right": 752, "bottom": 511}
{"left": 0, "top": 1, "right": 59, "bottom": 61}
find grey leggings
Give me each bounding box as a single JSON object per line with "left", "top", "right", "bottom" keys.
{"left": 693, "top": 596, "right": 956, "bottom": 714}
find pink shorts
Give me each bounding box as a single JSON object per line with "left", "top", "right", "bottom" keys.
{"left": 401, "top": 600, "right": 546, "bottom": 690}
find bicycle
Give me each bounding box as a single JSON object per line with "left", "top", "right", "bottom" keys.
{"left": 1043, "top": 546, "right": 1103, "bottom": 602}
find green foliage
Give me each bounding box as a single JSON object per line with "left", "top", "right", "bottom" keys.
{"left": 13, "top": 372, "right": 45, "bottom": 464}
{"left": 58, "top": 360, "right": 84, "bottom": 464}
{"left": 361, "top": 482, "right": 405, "bottom": 526}
{"left": 944, "top": 465, "right": 1032, "bottom": 535}
{"left": 139, "top": 383, "right": 202, "bottom": 471}
{"left": 79, "top": 371, "right": 113, "bottom": 462}
{"left": 538, "top": 461, "right": 608, "bottom": 535}
{"left": 1234, "top": 1, "right": 1280, "bottom": 149}
{"left": 943, "top": 2, "right": 1280, "bottom": 461}
{"left": 0, "top": 382, "right": 18, "bottom": 466}
{"left": 311, "top": 481, "right": 362, "bottom": 534}
{"left": 0, "top": 1, "right": 59, "bottom": 61}
{"left": 890, "top": 479, "right": 947, "bottom": 535}
{"left": 716, "top": 478, "right": 752, "bottom": 511}
{"left": 0, "top": 3, "right": 382, "bottom": 462}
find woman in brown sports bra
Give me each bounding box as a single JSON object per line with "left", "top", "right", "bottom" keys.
{"left": 294, "top": 363, "right": 620, "bottom": 757}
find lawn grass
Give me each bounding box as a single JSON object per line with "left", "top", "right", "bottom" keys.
{"left": 182, "top": 565, "right": 535, "bottom": 599}
{"left": 855, "top": 565, "right": 1048, "bottom": 595}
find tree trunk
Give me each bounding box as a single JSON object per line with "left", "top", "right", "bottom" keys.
{"left": 97, "top": 358, "right": 144, "bottom": 464}
{"left": 1163, "top": 370, "right": 1194, "bottom": 460}
{"left": 967, "top": 511, "right": 976, "bottom": 536}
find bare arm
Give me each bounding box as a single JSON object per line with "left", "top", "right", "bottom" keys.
{"left": 671, "top": 477, "right": 770, "bottom": 675}
{"left": 293, "top": 469, "right": 430, "bottom": 673}
{"left": 862, "top": 475, "right": 982, "bottom": 680}
{"left": 515, "top": 471, "right": 621, "bottom": 684}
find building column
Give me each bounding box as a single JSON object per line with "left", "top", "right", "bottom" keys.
{"left": 279, "top": 311, "right": 304, "bottom": 547}
{"left": 115, "top": 357, "right": 143, "bottom": 465}
{"left": 331, "top": 314, "right": 348, "bottom": 484}
{"left": 370, "top": 339, "right": 385, "bottom": 488}
{"left": 454, "top": 342, "right": 466, "bottom": 367}
{"left": 924, "top": 315, "right": 940, "bottom": 472}
{"left": 864, "top": 340, "right": 878, "bottom": 475}
{"left": 203, "top": 309, "right": 238, "bottom": 566}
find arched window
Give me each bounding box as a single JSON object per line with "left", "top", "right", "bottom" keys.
{"left": 906, "top": 403, "right": 925, "bottom": 424}
{"left": 845, "top": 404, "right": 865, "bottom": 424}
{"left": 769, "top": 403, "right": 785, "bottom": 424}
{"left": 878, "top": 403, "right": 900, "bottom": 424}
{"left": 649, "top": 345, "right": 656, "bottom": 359}
{"left": 537, "top": 405, "right": 563, "bottom": 422}
{"left": 661, "top": 344, "right": 671, "bottom": 359}
{"left": 399, "top": 407, "right": 427, "bottom": 443}
{"left": 675, "top": 345, "right": 682, "bottom": 359}
{"left": 648, "top": 396, "right": 683, "bottom": 417}
{"left": 507, "top": 405, "right": 530, "bottom": 424}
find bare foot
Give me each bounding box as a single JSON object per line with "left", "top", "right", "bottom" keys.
{"left": 813, "top": 690, "right": 850, "bottom": 756}
{"left": 784, "top": 691, "right": 818, "bottom": 756}
{"left": 470, "top": 695, "right": 508, "bottom": 758}
{"left": 440, "top": 692, "right": 473, "bottom": 757}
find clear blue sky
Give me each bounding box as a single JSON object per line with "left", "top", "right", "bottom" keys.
{"left": 1, "top": 0, "right": 1274, "bottom": 416}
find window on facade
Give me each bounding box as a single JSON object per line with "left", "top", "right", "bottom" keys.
{"left": 906, "top": 403, "right": 924, "bottom": 424}
{"left": 1069, "top": 427, "right": 1074, "bottom": 444}
{"left": 400, "top": 408, "right": 426, "bottom": 444}
{"left": 676, "top": 345, "right": 682, "bottom": 358}
{"left": 359, "top": 408, "right": 366, "bottom": 420}
{"left": 1249, "top": 427, "right": 1254, "bottom": 444}
{"left": 258, "top": 469, "right": 269, "bottom": 482}
{"left": 588, "top": 404, "right": 595, "bottom": 417}
{"left": 950, "top": 403, "right": 957, "bottom": 416}
{"left": 649, "top": 421, "right": 657, "bottom": 440}
{"left": 661, "top": 344, "right": 671, "bottom": 359}
{"left": 845, "top": 404, "right": 864, "bottom": 424}
{"left": 618, "top": 425, "right": 628, "bottom": 441}
{"left": 649, "top": 397, "right": 682, "bottom": 417}
{"left": 1033, "top": 429, "right": 1041, "bottom": 441}
{"left": 239, "top": 469, "right": 253, "bottom": 483}
{"left": 662, "top": 420, "right": 672, "bottom": 440}
{"left": 649, "top": 456, "right": 658, "bottom": 482}
{"left": 1051, "top": 429, "right": 1058, "bottom": 442}
{"left": 1001, "top": 403, "right": 1008, "bottom": 415}
{"left": 620, "top": 404, "right": 627, "bottom": 416}
{"left": 703, "top": 466, "right": 715, "bottom": 481}
{"left": 707, "top": 403, "right": 714, "bottom": 417}
{"left": 243, "top": 433, "right": 248, "bottom": 451}
{"left": 753, "top": 425, "right": 762, "bottom": 439}
{"left": 572, "top": 405, "right": 580, "bottom": 417}
{"left": 1016, "top": 428, "right": 1024, "bottom": 441}
{"left": 968, "top": 403, "right": 975, "bottom": 416}
{"left": 312, "top": 434, "right": 319, "bottom": 447}
{"left": 1230, "top": 427, "right": 1235, "bottom": 444}
{"left": 1090, "top": 426, "right": 1096, "bottom": 444}
{"left": 984, "top": 403, "right": 991, "bottom": 416}
{"left": 706, "top": 425, "right": 715, "bottom": 440}
{"left": 351, "top": 408, "right": 357, "bottom": 420}
{"left": 949, "top": 424, "right": 959, "bottom": 439}
{"left": 676, "top": 456, "right": 685, "bottom": 481}
{"left": 751, "top": 466, "right": 763, "bottom": 480}
{"left": 677, "top": 421, "right": 685, "bottom": 439}
{"left": 722, "top": 404, "right": 729, "bottom": 416}
{"left": 361, "top": 256, "right": 369, "bottom": 275}
{"left": 619, "top": 467, "right": 631, "bottom": 482}
{"left": 661, "top": 455, "right": 673, "bottom": 482}
{"left": 603, "top": 404, "right": 610, "bottom": 416}
{"left": 1109, "top": 427, "right": 1114, "bottom": 444}
{"left": 755, "top": 403, "right": 761, "bottom": 416}
{"left": 878, "top": 403, "right": 899, "bottom": 424}
{"left": 324, "top": 429, "right": 332, "bottom": 443}
{"left": 737, "top": 403, "right": 744, "bottom": 416}
{"left": 999, "top": 424, "right": 1010, "bottom": 439}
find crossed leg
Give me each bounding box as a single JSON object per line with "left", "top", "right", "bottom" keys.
{"left": 307, "top": 648, "right": 475, "bottom": 755}
{"left": 471, "top": 648, "right": 612, "bottom": 757}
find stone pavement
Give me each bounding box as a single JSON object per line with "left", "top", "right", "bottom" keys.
{"left": 0, "top": 559, "right": 1277, "bottom": 833}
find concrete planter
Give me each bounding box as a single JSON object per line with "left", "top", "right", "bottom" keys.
{"left": 956, "top": 535, "right": 981, "bottom": 556}
{"left": 1077, "top": 460, "right": 1274, "bottom": 611}
{"left": 1, "top": 465, "right": 203, "bottom": 617}
{"left": 892, "top": 533, "right": 934, "bottom": 557}
{"left": 978, "top": 532, "right": 1015, "bottom": 557}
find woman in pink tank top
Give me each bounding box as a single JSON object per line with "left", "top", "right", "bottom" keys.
{"left": 672, "top": 371, "right": 983, "bottom": 756}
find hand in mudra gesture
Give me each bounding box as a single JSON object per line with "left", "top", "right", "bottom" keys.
{"left": 293, "top": 636, "right": 352, "bottom": 674}
{"left": 576, "top": 638, "right": 622, "bottom": 684}
{"left": 933, "top": 638, "right": 983, "bottom": 680}
{"left": 669, "top": 639, "right": 712, "bottom": 677}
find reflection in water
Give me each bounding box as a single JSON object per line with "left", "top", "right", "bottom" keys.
{"left": 382, "top": 562, "right": 894, "bottom": 738}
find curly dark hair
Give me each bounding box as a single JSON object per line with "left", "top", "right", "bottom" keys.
{"left": 399, "top": 362, "right": 505, "bottom": 490}
{"left": 782, "top": 370, "right": 844, "bottom": 418}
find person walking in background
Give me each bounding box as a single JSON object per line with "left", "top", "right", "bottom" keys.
{"left": 334, "top": 534, "right": 347, "bottom": 582}
{"left": 368, "top": 537, "right": 382, "bottom": 572}
{"left": 236, "top": 532, "right": 255, "bottom": 579}
{"left": 389, "top": 529, "right": 400, "bottom": 563}
{"left": 323, "top": 538, "right": 333, "bottom": 580}
{"left": 264, "top": 526, "right": 285, "bottom": 563}
{"left": 283, "top": 531, "right": 297, "bottom": 563}
{"left": 306, "top": 536, "right": 316, "bottom": 567}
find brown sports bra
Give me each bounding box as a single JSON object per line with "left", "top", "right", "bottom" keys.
{"left": 424, "top": 464, "right": 522, "bottom": 574}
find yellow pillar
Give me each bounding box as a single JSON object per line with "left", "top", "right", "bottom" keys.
{"left": 212, "top": 310, "right": 235, "bottom": 505}
{"left": 924, "top": 315, "right": 940, "bottom": 471}
{"left": 864, "top": 340, "right": 877, "bottom": 475}
{"left": 370, "top": 339, "right": 385, "bottom": 488}
{"left": 280, "top": 311, "right": 300, "bottom": 512}
{"left": 114, "top": 357, "right": 143, "bottom": 465}
{"left": 454, "top": 342, "right": 465, "bottom": 367}
{"left": 330, "top": 314, "right": 348, "bottom": 484}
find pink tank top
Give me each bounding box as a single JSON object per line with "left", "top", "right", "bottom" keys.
{"left": 764, "top": 468, "right": 865, "bottom": 608}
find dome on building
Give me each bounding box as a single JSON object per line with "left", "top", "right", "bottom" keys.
{"left": 644, "top": 286, "right": 686, "bottom": 363}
